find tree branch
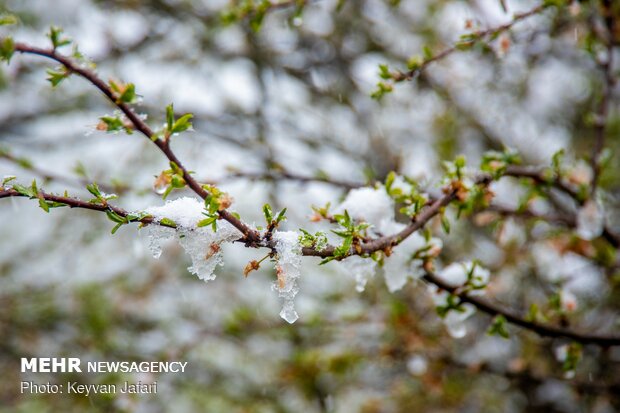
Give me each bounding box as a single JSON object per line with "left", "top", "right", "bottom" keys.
{"left": 504, "top": 165, "right": 620, "bottom": 248}
{"left": 0, "top": 149, "right": 122, "bottom": 194}
{"left": 0, "top": 188, "right": 175, "bottom": 228}
{"left": 13, "top": 42, "right": 261, "bottom": 243}
{"left": 422, "top": 271, "right": 620, "bottom": 346}
{"left": 391, "top": 3, "right": 549, "bottom": 82}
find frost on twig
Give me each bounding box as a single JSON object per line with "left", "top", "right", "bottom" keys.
{"left": 143, "top": 197, "right": 241, "bottom": 281}
{"left": 272, "top": 230, "right": 302, "bottom": 324}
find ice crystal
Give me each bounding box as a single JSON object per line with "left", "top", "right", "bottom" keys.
{"left": 339, "top": 255, "right": 377, "bottom": 292}
{"left": 273, "top": 231, "right": 302, "bottom": 323}
{"left": 143, "top": 197, "right": 241, "bottom": 281}
{"left": 145, "top": 225, "right": 174, "bottom": 259}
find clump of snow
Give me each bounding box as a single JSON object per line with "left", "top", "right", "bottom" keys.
{"left": 177, "top": 222, "right": 239, "bottom": 281}
{"left": 428, "top": 285, "right": 477, "bottom": 339}
{"left": 339, "top": 255, "right": 377, "bottom": 293}
{"left": 334, "top": 185, "right": 442, "bottom": 292}
{"left": 576, "top": 200, "right": 604, "bottom": 240}
{"left": 383, "top": 230, "right": 439, "bottom": 293}
{"left": 273, "top": 231, "right": 302, "bottom": 324}
{"left": 437, "top": 261, "right": 490, "bottom": 293}
{"left": 143, "top": 197, "right": 241, "bottom": 281}
{"left": 333, "top": 186, "right": 395, "bottom": 234}
{"left": 144, "top": 197, "right": 204, "bottom": 228}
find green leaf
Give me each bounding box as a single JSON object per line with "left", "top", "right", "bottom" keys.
{"left": 38, "top": 197, "right": 50, "bottom": 213}
{"left": 12, "top": 184, "right": 33, "bottom": 197}
{"left": 275, "top": 208, "right": 287, "bottom": 223}
{"left": 319, "top": 256, "right": 337, "bottom": 265}
{"left": 159, "top": 217, "right": 177, "bottom": 228}
{"left": 371, "top": 81, "right": 393, "bottom": 100}
{"left": 99, "top": 115, "right": 131, "bottom": 134}
{"left": 86, "top": 182, "right": 102, "bottom": 198}
{"left": 407, "top": 56, "right": 422, "bottom": 71}
{"left": 441, "top": 214, "right": 450, "bottom": 234}
{"left": 263, "top": 203, "right": 273, "bottom": 224}
{"left": 385, "top": 171, "right": 396, "bottom": 193}
{"left": 422, "top": 45, "right": 433, "bottom": 60}
{"left": 526, "top": 303, "right": 539, "bottom": 322}
{"left": 2, "top": 175, "right": 16, "bottom": 186}
{"left": 487, "top": 315, "right": 509, "bottom": 339}
{"left": 378, "top": 64, "right": 391, "bottom": 80}
{"left": 111, "top": 222, "right": 123, "bottom": 234}
{"left": 46, "top": 67, "right": 70, "bottom": 87}
{"left": 0, "top": 37, "right": 14, "bottom": 63}
{"left": 551, "top": 149, "right": 565, "bottom": 176}
{"left": 48, "top": 26, "right": 71, "bottom": 49}
{"left": 166, "top": 104, "right": 174, "bottom": 132}
{"left": 0, "top": 13, "right": 19, "bottom": 26}
{"left": 118, "top": 83, "right": 136, "bottom": 103}
{"left": 562, "top": 343, "right": 582, "bottom": 373}
{"left": 197, "top": 216, "right": 217, "bottom": 228}
{"left": 170, "top": 113, "right": 193, "bottom": 134}
{"left": 105, "top": 210, "right": 126, "bottom": 224}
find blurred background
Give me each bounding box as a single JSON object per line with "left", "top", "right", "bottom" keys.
{"left": 0, "top": 0, "right": 619, "bottom": 411}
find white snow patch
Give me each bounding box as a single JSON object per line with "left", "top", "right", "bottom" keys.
{"left": 437, "top": 261, "right": 490, "bottom": 293}
{"left": 334, "top": 186, "right": 394, "bottom": 234}
{"left": 144, "top": 197, "right": 205, "bottom": 228}
{"left": 383, "top": 231, "right": 432, "bottom": 293}
{"left": 143, "top": 197, "right": 241, "bottom": 281}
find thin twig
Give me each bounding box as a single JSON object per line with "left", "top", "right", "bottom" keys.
{"left": 392, "top": 3, "right": 548, "bottom": 82}
{"left": 0, "top": 150, "right": 121, "bottom": 194}
{"left": 504, "top": 165, "right": 620, "bottom": 247}
{"left": 0, "top": 188, "right": 173, "bottom": 228}
{"left": 423, "top": 271, "right": 620, "bottom": 346}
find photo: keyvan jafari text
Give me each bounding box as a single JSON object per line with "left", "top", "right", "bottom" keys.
{"left": 21, "top": 381, "right": 157, "bottom": 395}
